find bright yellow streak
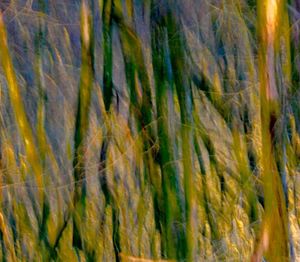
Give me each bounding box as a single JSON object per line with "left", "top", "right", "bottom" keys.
{"left": 0, "top": 13, "right": 44, "bottom": 196}
{"left": 266, "top": 0, "right": 278, "bottom": 41}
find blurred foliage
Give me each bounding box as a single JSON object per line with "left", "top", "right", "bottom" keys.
{"left": 0, "top": 0, "right": 299, "bottom": 261}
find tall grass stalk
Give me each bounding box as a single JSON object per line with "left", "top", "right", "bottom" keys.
{"left": 0, "top": 12, "right": 44, "bottom": 208}
{"left": 253, "top": 0, "right": 290, "bottom": 260}
{"left": 150, "top": 3, "right": 186, "bottom": 258}
{"left": 72, "top": 0, "right": 94, "bottom": 253}
{"left": 166, "top": 9, "right": 194, "bottom": 261}
{"left": 102, "top": 0, "right": 113, "bottom": 111}
{"left": 114, "top": 1, "right": 163, "bottom": 259}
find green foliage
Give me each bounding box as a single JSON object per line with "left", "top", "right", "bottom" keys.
{"left": 0, "top": 0, "right": 299, "bottom": 261}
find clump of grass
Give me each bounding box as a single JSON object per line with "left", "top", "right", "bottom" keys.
{"left": 0, "top": 1, "right": 299, "bottom": 261}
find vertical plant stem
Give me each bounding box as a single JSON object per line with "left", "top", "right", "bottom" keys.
{"left": 113, "top": 2, "right": 162, "bottom": 259}
{"left": 253, "top": 0, "right": 290, "bottom": 260}
{"left": 166, "top": 9, "right": 194, "bottom": 262}
{"left": 151, "top": 4, "right": 185, "bottom": 258}
{"left": 72, "top": 0, "right": 94, "bottom": 252}
{"left": 99, "top": 1, "right": 122, "bottom": 260}
{"left": 0, "top": 12, "right": 44, "bottom": 205}
{"left": 102, "top": 0, "right": 113, "bottom": 111}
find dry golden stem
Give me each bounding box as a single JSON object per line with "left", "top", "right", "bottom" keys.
{"left": 0, "top": 12, "right": 43, "bottom": 201}
{"left": 0, "top": 213, "right": 16, "bottom": 262}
